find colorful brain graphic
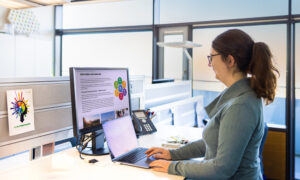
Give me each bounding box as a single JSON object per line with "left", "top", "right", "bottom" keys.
{"left": 10, "top": 92, "right": 29, "bottom": 123}
{"left": 114, "top": 77, "right": 127, "bottom": 100}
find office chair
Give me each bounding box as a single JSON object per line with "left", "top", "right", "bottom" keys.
{"left": 259, "top": 122, "right": 269, "bottom": 180}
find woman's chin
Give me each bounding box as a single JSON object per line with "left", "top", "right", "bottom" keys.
{"left": 215, "top": 74, "right": 219, "bottom": 80}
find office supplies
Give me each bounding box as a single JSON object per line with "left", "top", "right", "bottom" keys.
{"left": 132, "top": 110, "right": 157, "bottom": 136}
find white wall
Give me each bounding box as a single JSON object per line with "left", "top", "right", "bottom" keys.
{"left": 0, "top": 6, "right": 54, "bottom": 78}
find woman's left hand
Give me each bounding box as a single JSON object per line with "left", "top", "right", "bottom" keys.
{"left": 149, "top": 160, "right": 171, "bottom": 173}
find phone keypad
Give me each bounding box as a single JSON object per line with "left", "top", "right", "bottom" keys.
{"left": 144, "top": 124, "right": 152, "bottom": 132}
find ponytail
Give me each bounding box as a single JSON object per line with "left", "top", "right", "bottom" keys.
{"left": 248, "top": 42, "right": 280, "bottom": 105}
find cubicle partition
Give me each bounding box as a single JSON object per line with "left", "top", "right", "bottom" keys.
{"left": 150, "top": 96, "right": 204, "bottom": 126}
{"left": 142, "top": 80, "right": 204, "bottom": 126}
{"left": 144, "top": 81, "right": 192, "bottom": 109}
{"left": 129, "top": 75, "right": 145, "bottom": 111}
{"left": 0, "top": 77, "right": 73, "bottom": 158}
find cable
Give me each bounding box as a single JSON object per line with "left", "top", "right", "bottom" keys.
{"left": 75, "top": 132, "right": 105, "bottom": 160}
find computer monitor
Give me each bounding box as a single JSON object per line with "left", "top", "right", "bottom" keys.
{"left": 69, "top": 67, "right": 131, "bottom": 156}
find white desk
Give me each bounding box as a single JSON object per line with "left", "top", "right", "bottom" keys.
{"left": 0, "top": 125, "right": 203, "bottom": 180}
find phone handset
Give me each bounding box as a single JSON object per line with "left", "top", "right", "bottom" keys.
{"left": 133, "top": 117, "right": 143, "bottom": 134}
{"left": 132, "top": 110, "right": 157, "bottom": 136}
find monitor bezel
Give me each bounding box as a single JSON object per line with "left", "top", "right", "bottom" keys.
{"left": 69, "top": 67, "right": 132, "bottom": 137}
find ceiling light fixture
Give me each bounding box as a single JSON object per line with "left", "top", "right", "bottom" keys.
{"left": 29, "top": 0, "right": 70, "bottom": 5}
{"left": 0, "top": 0, "right": 125, "bottom": 9}
{"left": 0, "top": 0, "right": 34, "bottom": 9}
{"left": 0, "top": 0, "right": 70, "bottom": 9}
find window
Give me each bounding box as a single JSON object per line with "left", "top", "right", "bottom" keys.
{"left": 158, "top": 0, "right": 288, "bottom": 24}
{"left": 62, "top": 31, "right": 153, "bottom": 82}
{"left": 193, "top": 25, "right": 286, "bottom": 125}
{"left": 292, "top": 0, "right": 300, "bottom": 14}
{"left": 0, "top": 6, "right": 54, "bottom": 77}
{"left": 163, "top": 34, "right": 184, "bottom": 80}
{"left": 63, "top": 0, "right": 153, "bottom": 29}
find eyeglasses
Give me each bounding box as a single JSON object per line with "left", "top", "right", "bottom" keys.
{"left": 207, "top": 53, "right": 221, "bottom": 66}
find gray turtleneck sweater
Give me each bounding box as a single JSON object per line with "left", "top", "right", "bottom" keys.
{"left": 168, "top": 78, "right": 264, "bottom": 180}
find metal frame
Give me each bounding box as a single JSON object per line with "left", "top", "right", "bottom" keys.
{"left": 54, "top": 5, "right": 63, "bottom": 77}
{"left": 53, "top": 1, "right": 300, "bottom": 179}
{"left": 286, "top": 0, "right": 295, "bottom": 179}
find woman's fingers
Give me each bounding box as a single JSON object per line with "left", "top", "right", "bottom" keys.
{"left": 149, "top": 160, "right": 161, "bottom": 167}
{"left": 145, "top": 148, "right": 162, "bottom": 157}
{"left": 149, "top": 160, "right": 170, "bottom": 173}
{"left": 145, "top": 147, "right": 155, "bottom": 154}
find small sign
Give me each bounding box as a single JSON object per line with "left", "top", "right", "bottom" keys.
{"left": 7, "top": 89, "right": 35, "bottom": 136}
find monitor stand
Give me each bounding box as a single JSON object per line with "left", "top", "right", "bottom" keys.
{"left": 81, "top": 130, "right": 110, "bottom": 156}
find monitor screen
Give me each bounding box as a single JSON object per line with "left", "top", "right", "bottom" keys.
{"left": 69, "top": 67, "right": 131, "bottom": 137}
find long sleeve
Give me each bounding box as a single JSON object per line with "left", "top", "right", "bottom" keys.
{"left": 169, "top": 139, "right": 206, "bottom": 160}
{"left": 168, "top": 104, "right": 260, "bottom": 180}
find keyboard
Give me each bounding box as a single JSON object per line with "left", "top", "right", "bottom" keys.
{"left": 119, "top": 148, "right": 148, "bottom": 163}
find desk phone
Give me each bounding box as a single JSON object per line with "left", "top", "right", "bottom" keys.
{"left": 132, "top": 110, "right": 157, "bottom": 136}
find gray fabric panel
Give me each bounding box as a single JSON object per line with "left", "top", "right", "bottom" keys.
{"left": 0, "top": 107, "right": 72, "bottom": 143}
{"left": 0, "top": 82, "right": 71, "bottom": 112}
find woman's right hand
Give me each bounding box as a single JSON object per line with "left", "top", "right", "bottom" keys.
{"left": 145, "top": 147, "right": 171, "bottom": 160}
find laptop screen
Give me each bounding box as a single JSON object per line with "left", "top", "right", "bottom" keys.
{"left": 102, "top": 115, "right": 138, "bottom": 158}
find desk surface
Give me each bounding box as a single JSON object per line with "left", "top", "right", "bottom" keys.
{"left": 0, "top": 125, "right": 203, "bottom": 180}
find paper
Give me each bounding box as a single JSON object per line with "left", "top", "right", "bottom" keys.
{"left": 7, "top": 89, "right": 35, "bottom": 136}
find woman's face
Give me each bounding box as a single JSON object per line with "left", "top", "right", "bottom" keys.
{"left": 209, "top": 48, "right": 230, "bottom": 83}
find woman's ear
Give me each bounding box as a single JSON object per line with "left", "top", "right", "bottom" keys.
{"left": 226, "top": 55, "right": 236, "bottom": 68}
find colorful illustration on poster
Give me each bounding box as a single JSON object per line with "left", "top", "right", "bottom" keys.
{"left": 114, "top": 77, "right": 127, "bottom": 100}
{"left": 7, "top": 89, "right": 35, "bottom": 136}
{"left": 10, "top": 91, "right": 30, "bottom": 123}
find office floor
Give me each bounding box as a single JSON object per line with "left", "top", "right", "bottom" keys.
{"left": 296, "top": 155, "right": 300, "bottom": 179}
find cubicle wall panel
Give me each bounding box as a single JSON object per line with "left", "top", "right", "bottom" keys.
{"left": 0, "top": 78, "right": 73, "bottom": 158}
{"left": 0, "top": 107, "right": 72, "bottom": 144}
{"left": 0, "top": 82, "right": 71, "bottom": 113}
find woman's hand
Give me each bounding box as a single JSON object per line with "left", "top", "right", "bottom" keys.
{"left": 149, "top": 160, "right": 171, "bottom": 173}
{"left": 145, "top": 147, "right": 171, "bottom": 160}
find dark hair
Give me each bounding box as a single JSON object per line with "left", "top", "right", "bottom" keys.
{"left": 212, "top": 29, "right": 279, "bottom": 105}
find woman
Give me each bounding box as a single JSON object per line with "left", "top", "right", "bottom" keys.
{"left": 145, "top": 29, "right": 279, "bottom": 180}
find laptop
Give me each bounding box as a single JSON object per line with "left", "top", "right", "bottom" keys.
{"left": 102, "top": 115, "right": 156, "bottom": 168}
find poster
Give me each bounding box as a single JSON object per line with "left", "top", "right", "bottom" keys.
{"left": 7, "top": 89, "right": 35, "bottom": 136}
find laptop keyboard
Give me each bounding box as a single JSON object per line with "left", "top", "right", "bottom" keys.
{"left": 119, "top": 148, "right": 148, "bottom": 163}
